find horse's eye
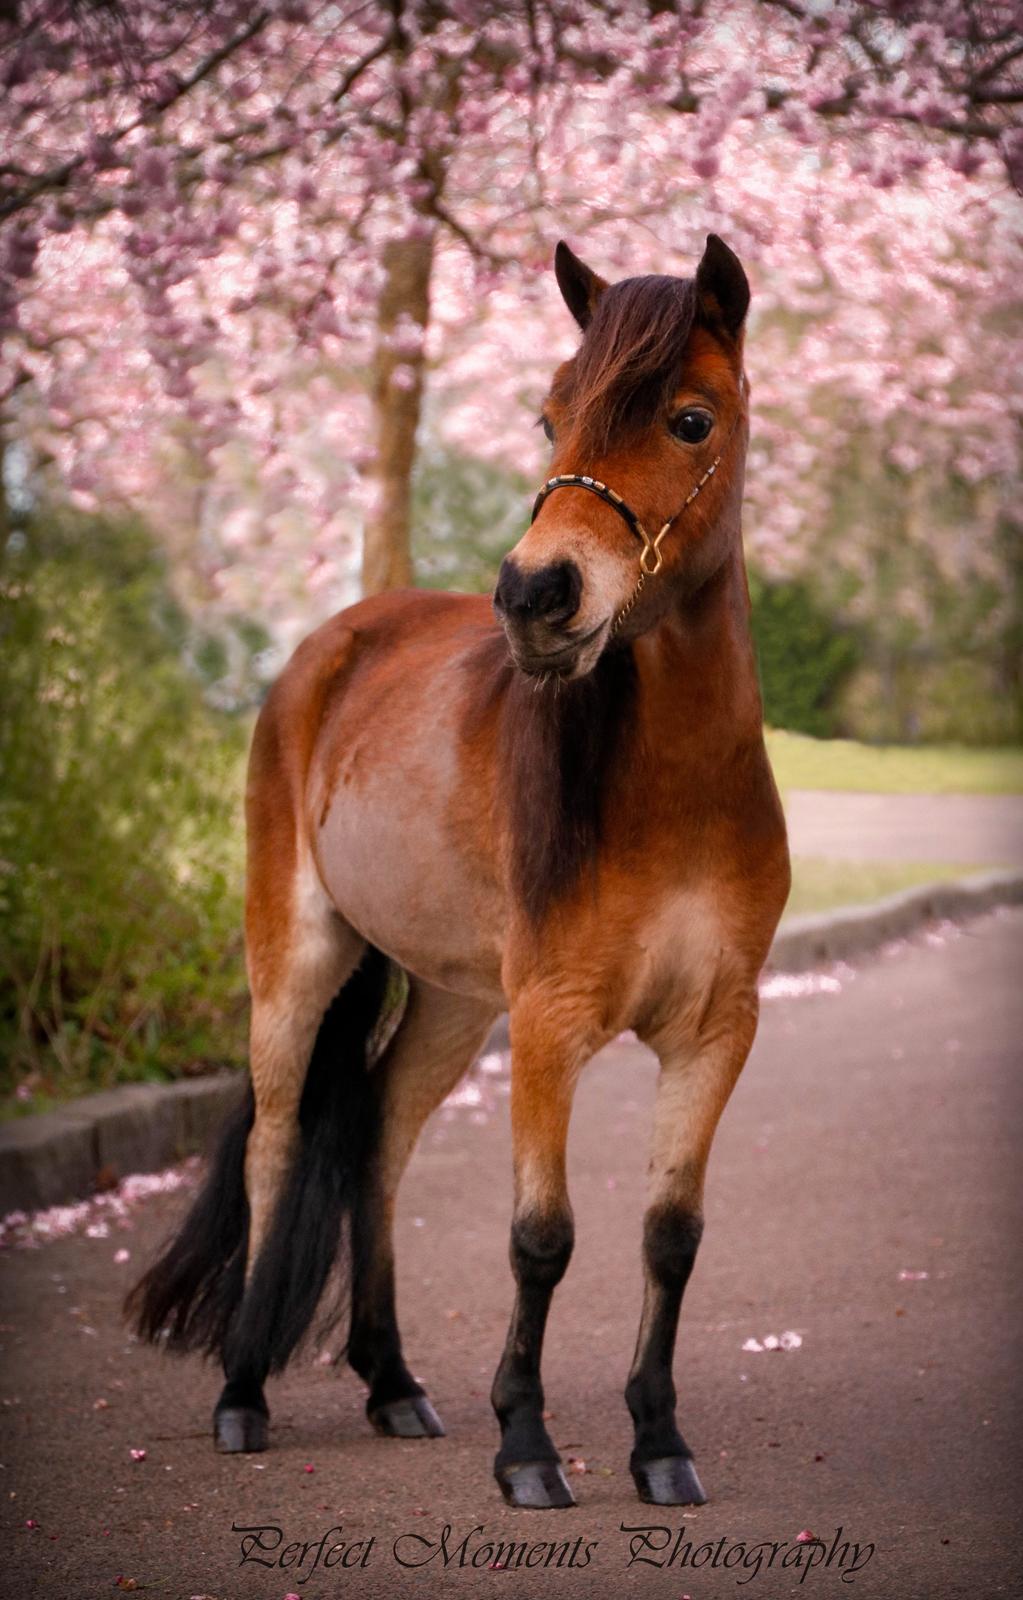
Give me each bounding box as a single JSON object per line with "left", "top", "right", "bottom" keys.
{"left": 670, "top": 408, "right": 713, "bottom": 444}
{"left": 540, "top": 415, "right": 555, "bottom": 444}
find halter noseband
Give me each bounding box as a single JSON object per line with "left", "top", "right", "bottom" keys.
{"left": 529, "top": 447, "right": 725, "bottom": 636}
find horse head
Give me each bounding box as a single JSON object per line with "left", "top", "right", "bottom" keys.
{"left": 494, "top": 234, "right": 751, "bottom": 679}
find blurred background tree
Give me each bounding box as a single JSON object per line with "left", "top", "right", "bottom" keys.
{"left": 1, "top": 0, "right": 1020, "bottom": 1106}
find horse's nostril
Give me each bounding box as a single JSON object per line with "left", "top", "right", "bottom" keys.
{"left": 535, "top": 562, "right": 579, "bottom": 619}
{"left": 494, "top": 559, "right": 581, "bottom": 624}
{"left": 493, "top": 557, "right": 520, "bottom": 618}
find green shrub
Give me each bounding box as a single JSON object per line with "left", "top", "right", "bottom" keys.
{"left": 836, "top": 656, "right": 1021, "bottom": 746}
{"left": 412, "top": 444, "right": 529, "bottom": 593}
{"left": 0, "top": 509, "right": 249, "bottom": 1115}
{"left": 748, "top": 569, "right": 859, "bottom": 737}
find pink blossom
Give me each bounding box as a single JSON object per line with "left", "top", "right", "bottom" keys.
{"left": 0, "top": 0, "right": 1013, "bottom": 664}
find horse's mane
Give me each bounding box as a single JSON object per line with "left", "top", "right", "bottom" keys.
{"left": 467, "top": 634, "right": 638, "bottom": 924}
{"left": 555, "top": 273, "right": 697, "bottom": 454}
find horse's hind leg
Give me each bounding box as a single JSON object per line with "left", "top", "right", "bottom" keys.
{"left": 625, "top": 991, "right": 760, "bottom": 1504}
{"left": 347, "top": 980, "right": 498, "bottom": 1439}
{"left": 214, "top": 875, "right": 366, "bottom": 1452}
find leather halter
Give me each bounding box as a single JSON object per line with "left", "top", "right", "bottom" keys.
{"left": 529, "top": 446, "right": 725, "bottom": 636}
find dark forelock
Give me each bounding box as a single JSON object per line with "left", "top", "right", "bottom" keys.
{"left": 555, "top": 273, "right": 697, "bottom": 453}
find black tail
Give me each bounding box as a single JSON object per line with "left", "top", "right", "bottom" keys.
{"left": 125, "top": 1081, "right": 254, "bottom": 1355}
{"left": 126, "top": 947, "right": 393, "bottom": 1373}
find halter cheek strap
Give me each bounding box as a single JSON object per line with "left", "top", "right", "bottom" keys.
{"left": 530, "top": 459, "right": 722, "bottom": 578}
{"left": 529, "top": 451, "right": 724, "bottom": 635}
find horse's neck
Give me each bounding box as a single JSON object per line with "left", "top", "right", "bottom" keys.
{"left": 637, "top": 542, "right": 764, "bottom": 748}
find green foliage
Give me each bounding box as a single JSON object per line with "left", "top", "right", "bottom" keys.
{"left": 803, "top": 426, "right": 1021, "bottom": 745}
{"left": 411, "top": 443, "right": 529, "bottom": 593}
{"left": 836, "top": 656, "right": 1022, "bottom": 747}
{"left": 0, "top": 509, "right": 248, "bottom": 1115}
{"left": 749, "top": 569, "right": 859, "bottom": 737}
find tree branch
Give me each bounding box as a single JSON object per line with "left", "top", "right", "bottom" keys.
{"left": 0, "top": 7, "right": 272, "bottom": 224}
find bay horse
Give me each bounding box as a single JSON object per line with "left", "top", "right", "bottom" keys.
{"left": 128, "top": 234, "right": 790, "bottom": 1511}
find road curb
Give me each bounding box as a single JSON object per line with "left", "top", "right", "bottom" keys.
{"left": 768, "top": 867, "right": 1023, "bottom": 973}
{"left": 0, "top": 1074, "right": 242, "bottom": 1218}
{"left": 2, "top": 869, "right": 1020, "bottom": 1216}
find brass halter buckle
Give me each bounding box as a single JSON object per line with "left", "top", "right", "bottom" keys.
{"left": 529, "top": 453, "right": 723, "bottom": 632}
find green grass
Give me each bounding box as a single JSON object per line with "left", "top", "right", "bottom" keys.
{"left": 784, "top": 858, "right": 986, "bottom": 918}
{"left": 766, "top": 730, "right": 1023, "bottom": 795}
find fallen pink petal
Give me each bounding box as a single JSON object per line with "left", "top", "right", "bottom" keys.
{"left": 743, "top": 1329, "right": 803, "bottom": 1352}
{"left": 1, "top": 1163, "right": 199, "bottom": 1251}
{"left": 129, "top": 1447, "right": 146, "bottom": 1462}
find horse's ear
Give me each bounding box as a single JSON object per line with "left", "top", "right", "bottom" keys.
{"left": 554, "top": 241, "right": 608, "bottom": 331}
{"left": 695, "top": 234, "right": 750, "bottom": 339}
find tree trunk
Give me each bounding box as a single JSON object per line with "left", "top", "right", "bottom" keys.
{"left": 361, "top": 231, "right": 435, "bottom": 595}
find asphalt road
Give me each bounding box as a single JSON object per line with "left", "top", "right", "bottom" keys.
{"left": 2, "top": 910, "right": 1021, "bottom": 1600}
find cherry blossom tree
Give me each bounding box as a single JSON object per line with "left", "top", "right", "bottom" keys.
{"left": 2, "top": 0, "right": 1020, "bottom": 707}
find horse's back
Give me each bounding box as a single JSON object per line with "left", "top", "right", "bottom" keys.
{"left": 250, "top": 587, "right": 494, "bottom": 789}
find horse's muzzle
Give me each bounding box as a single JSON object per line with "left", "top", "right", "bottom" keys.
{"left": 495, "top": 556, "right": 604, "bottom": 677}
{"left": 493, "top": 556, "right": 582, "bottom": 627}
{"left": 501, "top": 615, "right": 610, "bottom": 681}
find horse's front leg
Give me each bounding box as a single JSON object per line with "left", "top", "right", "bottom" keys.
{"left": 626, "top": 990, "right": 760, "bottom": 1505}
{"left": 491, "top": 1002, "right": 587, "bottom": 1509}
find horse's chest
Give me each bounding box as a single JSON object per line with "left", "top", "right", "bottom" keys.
{"left": 623, "top": 883, "right": 736, "bottom": 1021}
{"left": 641, "top": 882, "right": 727, "bottom": 974}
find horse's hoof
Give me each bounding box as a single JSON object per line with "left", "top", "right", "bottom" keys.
{"left": 632, "top": 1454, "right": 707, "bottom": 1505}
{"left": 496, "top": 1460, "right": 576, "bottom": 1510}
{"left": 214, "top": 1406, "right": 269, "bottom": 1453}
{"left": 369, "top": 1394, "right": 446, "bottom": 1438}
